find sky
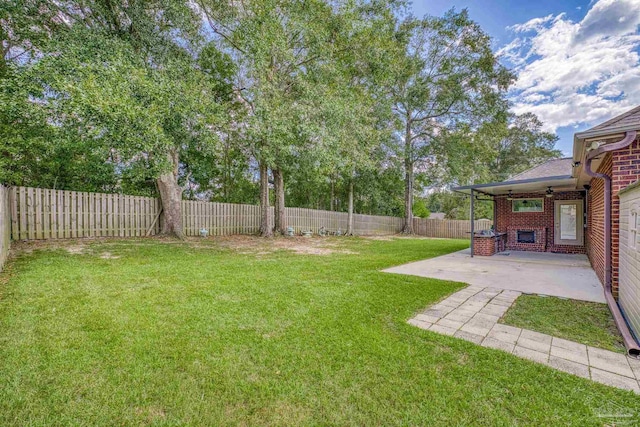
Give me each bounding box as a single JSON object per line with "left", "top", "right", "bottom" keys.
{"left": 412, "top": 0, "right": 640, "bottom": 156}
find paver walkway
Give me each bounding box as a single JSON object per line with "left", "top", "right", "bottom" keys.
{"left": 409, "top": 285, "right": 640, "bottom": 393}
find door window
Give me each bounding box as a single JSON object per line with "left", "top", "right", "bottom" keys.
{"left": 554, "top": 200, "right": 584, "bottom": 246}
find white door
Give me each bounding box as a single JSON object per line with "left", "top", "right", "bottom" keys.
{"left": 554, "top": 200, "right": 583, "bottom": 246}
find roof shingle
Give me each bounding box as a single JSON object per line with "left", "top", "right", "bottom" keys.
{"left": 585, "top": 105, "right": 640, "bottom": 134}
{"left": 507, "top": 158, "right": 573, "bottom": 182}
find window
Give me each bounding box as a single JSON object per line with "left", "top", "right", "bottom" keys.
{"left": 631, "top": 210, "right": 638, "bottom": 250}
{"left": 512, "top": 198, "right": 544, "bottom": 213}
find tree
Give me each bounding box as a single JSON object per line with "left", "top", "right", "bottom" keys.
{"left": 426, "top": 111, "right": 562, "bottom": 220}
{"left": 1, "top": 1, "right": 231, "bottom": 238}
{"left": 390, "top": 9, "right": 514, "bottom": 233}
{"left": 197, "top": 0, "right": 399, "bottom": 236}
{"left": 441, "top": 112, "right": 562, "bottom": 186}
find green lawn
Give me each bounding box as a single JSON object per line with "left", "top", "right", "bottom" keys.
{"left": 500, "top": 294, "right": 626, "bottom": 354}
{"left": 1, "top": 237, "right": 639, "bottom": 425}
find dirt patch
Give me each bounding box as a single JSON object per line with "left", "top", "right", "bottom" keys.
{"left": 278, "top": 243, "right": 357, "bottom": 255}
{"left": 134, "top": 406, "right": 166, "bottom": 422}
{"left": 10, "top": 237, "right": 147, "bottom": 254}
{"left": 210, "top": 235, "right": 358, "bottom": 256}
{"left": 99, "top": 252, "right": 121, "bottom": 259}
{"left": 9, "top": 235, "right": 361, "bottom": 257}
{"left": 362, "top": 235, "right": 397, "bottom": 241}
{"left": 269, "top": 237, "right": 358, "bottom": 255}
{"left": 66, "top": 246, "right": 87, "bottom": 255}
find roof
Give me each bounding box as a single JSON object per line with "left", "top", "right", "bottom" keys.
{"left": 452, "top": 157, "right": 576, "bottom": 196}
{"left": 587, "top": 105, "right": 640, "bottom": 132}
{"left": 453, "top": 175, "right": 576, "bottom": 196}
{"left": 509, "top": 158, "right": 574, "bottom": 181}
{"left": 575, "top": 105, "right": 640, "bottom": 140}
{"left": 573, "top": 105, "right": 640, "bottom": 184}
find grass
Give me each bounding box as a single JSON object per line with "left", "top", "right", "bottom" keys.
{"left": 500, "top": 294, "right": 626, "bottom": 353}
{"left": 1, "top": 236, "right": 639, "bottom": 426}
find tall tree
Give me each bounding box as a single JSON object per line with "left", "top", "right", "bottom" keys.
{"left": 197, "top": 0, "right": 399, "bottom": 236}
{"left": 1, "top": 1, "right": 230, "bottom": 237}
{"left": 391, "top": 9, "right": 514, "bottom": 233}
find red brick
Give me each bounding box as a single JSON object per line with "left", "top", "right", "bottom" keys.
{"left": 495, "top": 191, "right": 586, "bottom": 255}
{"left": 587, "top": 138, "right": 640, "bottom": 296}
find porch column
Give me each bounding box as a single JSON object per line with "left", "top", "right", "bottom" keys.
{"left": 470, "top": 189, "right": 475, "bottom": 257}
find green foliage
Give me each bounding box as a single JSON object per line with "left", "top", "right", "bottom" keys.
{"left": 1, "top": 1, "right": 231, "bottom": 197}
{"left": 425, "top": 191, "right": 493, "bottom": 220}
{"left": 1, "top": 1, "right": 564, "bottom": 219}
{"left": 442, "top": 112, "right": 562, "bottom": 186}
{"left": 412, "top": 199, "right": 431, "bottom": 218}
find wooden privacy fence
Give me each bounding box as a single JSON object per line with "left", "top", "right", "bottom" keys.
{"left": 10, "top": 187, "right": 160, "bottom": 240}
{"left": 9, "top": 185, "right": 490, "bottom": 241}
{"left": 413, "top": 218, "right": 492, "bottom": 239}
{"left": 181, "top": 203, "right": 404, "bottom": 236}
{"left": 181, "top": 200, "right": 261, "bottom": 236}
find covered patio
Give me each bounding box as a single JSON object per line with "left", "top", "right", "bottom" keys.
{"left": 384, "top": 249, "right": 605, "bottom": 303}
{"left": 454, "top": 158, "right": 587, "bottom": 257}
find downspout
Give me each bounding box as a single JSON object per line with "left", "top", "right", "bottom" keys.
{"left": 584, "top": 130, "right": 640, "bottom": 356}
{"left": 470, "top": 189, "right": 475, "bottom": 257}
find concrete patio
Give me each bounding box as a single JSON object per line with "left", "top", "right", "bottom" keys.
{"left": 384, "top": 249, "right": 605, "bottom": 303}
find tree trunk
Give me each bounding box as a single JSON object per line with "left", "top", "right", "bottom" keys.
{"left": 402, "top": 118, "right": 414, "bottom": 234}
{"left": 259, "top": 161, "right": 273, "bottom": 237}
{"left": 273, "top": 168, "right": 286, "bottom": 235}
{"left": 346, "top": 176, "right": 354, "bottom": 236}
{"left": 156, "top": 149, "right": 184, "bottom": 239}
{"left": 330, "top": 175, "right": 335, "bottom": 211}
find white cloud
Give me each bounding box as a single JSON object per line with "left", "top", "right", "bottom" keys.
{"left": 508, "top": 14, "right": 555, "bottom": 33}
{"left": 501, "top": 0, "right": 640, "bottom": 132}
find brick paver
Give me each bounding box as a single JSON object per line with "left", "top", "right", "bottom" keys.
{"left": 409, "top": 286, "right": 640, "bottom": 393}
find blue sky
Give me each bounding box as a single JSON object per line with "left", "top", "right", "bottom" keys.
{"left": 412, "top": 0, "right": 640, "bottom": 156}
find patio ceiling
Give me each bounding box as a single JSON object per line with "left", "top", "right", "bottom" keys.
{"left": 453, "top": 175, "right": 578, "bottom": 196}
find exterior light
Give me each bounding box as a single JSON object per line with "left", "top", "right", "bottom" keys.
{"left": 545, "top": 186, "right": 554, "bottom": 198}
{"left": 507, "top": 190, "right": 513, "bottom": 201}
{"left": 587, "top": 140, "right": 602, "bottom": 151}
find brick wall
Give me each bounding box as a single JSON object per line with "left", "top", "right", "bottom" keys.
{"left": 495, "top": 191, "right": 585, "bottom": 254}
{"left": 586, "top": 138, "right": 640, "bottom": 297}
{"left": 473, "top": 236, "right": 496, "bottom": 256}
{"left": 506, "top": 226, "right": 546, "bottom": 251}
{"left": 587, "top": 154, "right": 611, "bottom": 288}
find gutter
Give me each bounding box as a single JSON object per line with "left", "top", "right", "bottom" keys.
{"left": 576, "top": 124, "right": 640, "bottom": 140}
{"left": 584, "top": 130, "right": 640, "bottom": 357}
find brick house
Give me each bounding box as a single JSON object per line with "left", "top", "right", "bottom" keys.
{"left": 454, "top": 105, "right": 640, "bottom": 352}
